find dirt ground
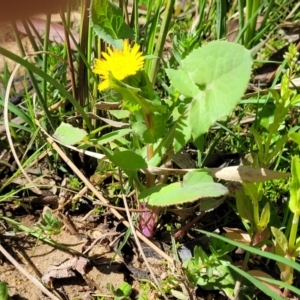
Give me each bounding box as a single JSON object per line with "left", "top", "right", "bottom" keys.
{"left": 0, "top": 214, "right": 127, "bottom": 299}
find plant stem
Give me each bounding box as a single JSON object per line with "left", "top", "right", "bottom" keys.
{"left": 244, "top": 0, "right": 260, "bottom": 48}
{"left": 146, "top": 144, "right": 155, "bottom": 188}
{"left": 252, "top": 200, "right": 260, "bottom": 230}
{"left": 148, "top": 0, "right": 175, "bottom": 84}
{"left": 233, "top": 250, "right": 251, "bottom": 299}
{"left": 288, "top": 213, "right": 299, "bottom": 252}
{"left": 42, "top": 14, "right": 51, "bottom": 102}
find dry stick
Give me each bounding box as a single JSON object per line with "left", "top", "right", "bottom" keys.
{"left": 35, "top": 120, "right": 173, "bottom": 265}
{"left": 118, "top": 168, "right": 166, "bottom": 298}
{"left": 0, "top": 243, "right": 61, "bottom": 300}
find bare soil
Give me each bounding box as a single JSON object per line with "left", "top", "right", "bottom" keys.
{"left": 0, "top": 214, "right": 126, "bottom": 299}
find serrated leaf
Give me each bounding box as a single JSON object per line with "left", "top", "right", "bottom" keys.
{"left": 109, "top": 74, "right": 166, "bottom": 114}
{"left": 169, "top": 41, "right": 252, "bottom": 140}
{"left": 139, "top": 171, "right": 228, "bottom": 206}
{"left": 131, "top": 110, "right": 167, "bottom": 143}
{"left": 53, "top": 122, "right": 87, "bottom": 145}
{"left": 90, "top": 0, "right": 134, "bottom": 46}
{"left": 173, "top": 115, "right": 192, "bottom": 153}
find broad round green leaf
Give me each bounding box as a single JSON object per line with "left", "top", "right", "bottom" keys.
{"left": 53, "top": 122, "right": 87, "bottom": 145}
{"left": 167, "top": 41, "right": 252, "bottom": 140}
{"left": 139, "top": 171, "right": 228, "bottom": 206}
{"left": 113, "top": 150, "right": 147, "bottom": 170}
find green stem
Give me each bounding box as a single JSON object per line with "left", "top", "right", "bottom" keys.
{"left": 244, "top": 0, "right": 260, "bottom": 48}
{"left": 288, "top": 213, "right": 299, "bottom": 252}
{"left": 146, "top": 144, "right": 156, "bottom": 188}
{"left": 253, "top": 200, "right": 260, "bottom": 230}
{"left": 78, "top": 0, "right": 90, "bottom": 108}
{"left": 42, "top": 14, "right": 50, "bottom": 102}
{"left": 144, "top": 0, "right": 160, "bottom": 74}
{"left": 233, "top": 250, "right": 251, "bottom": 299}
{"left": 133, "top": 0, "right": 139, "bottom": 42}
{"left": 148, "top": 0, "right": 175, "bottom": 84}
{"left": 238, "top": 0, "right": 245, "bottom": 44}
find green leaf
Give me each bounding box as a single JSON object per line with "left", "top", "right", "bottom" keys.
{"left": 95, "top": 128, "right": 132, "bottom": 145}
{"left": 165, "top": 69, "right": 200, "bottom": 98}
{"left": 90, "top": 0, "right": 134, "bottom": 47}
{"left": 243, "top": 182, "right": 263, "bottom": 203}
{"left": 235, "top": 188, "right": 253, "bottom": 223}
{"left": 289, "top": 132, "right": 300, "bottom": 146}
{"left": 170, "top": 290, "right": 186, "bottom": 300}
{"left": 109, "top": 110, "right": 130, "bottom": 119}
{"left": 197, "top": 229, "right": 300, "bottom": 274}
{"left": 139, "top": 170, "right": 228, "bottom": 206}
{"left": 131, "top": 110, "right": 167, "bottom": 143}
{"left": 173, "top": 115, "right": 192, "bottom": 153}
{"left": 168, "top": 41, "right": 252, "bottom": 140}
{"left": 249, "top": 127, "right": 264, "bottom": 162}
{"left": 0, "top": 99, "right": 34, "bottom": 129}
{"left": 271, "top": 227, "right": 288, "bottom": 252}
{"left": 53, "top": 122, "right": 87, "bottom": 145}
{"left": 199, "top": 196, "right": 225, "bottom": 212}
{"left": 102, "top": 147, "right": 147, "bottom": 171}
{"left": 0, "top": 282, "right": 9, "bottom": 300}
{"left": 116, "top": 282, "right": 132, "bottom": 297}
{"left": 257, "top": 202, "right": 270, "bottom": 231}
{"left": 289, "top": 156, "right": 300, "bottom": 214}
{"left": 200, "top": 263, "right": 235, "bottom": 296}
{"left": 267, "top": 134, "right": 288, "bottom": 165}
{"left": 113, "top": 150, "right": 147, "bottom": 170}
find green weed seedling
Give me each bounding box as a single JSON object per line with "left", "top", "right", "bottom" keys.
{"left": 182, "top": 239, "right": 236, "bottom": 298}
{"left": 34, "top": 208, "right": 63, "bottom": 236}
{"left": 94, "top": 282, "right": 132, "bottom": 300}
{"left": 109, "top": 282, "right": 132, "bottom": 300}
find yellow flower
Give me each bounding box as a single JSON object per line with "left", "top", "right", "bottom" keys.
{"left": 93, "top": 40, "right": 145, "bottom": 91}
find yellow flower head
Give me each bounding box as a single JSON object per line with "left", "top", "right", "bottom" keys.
{"left": 93, "top": 40, "right": 145, "bottom": 91}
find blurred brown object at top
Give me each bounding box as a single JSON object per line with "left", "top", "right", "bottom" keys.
{"left": 0, "top": 0, "right": 70, "bottom": 23}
